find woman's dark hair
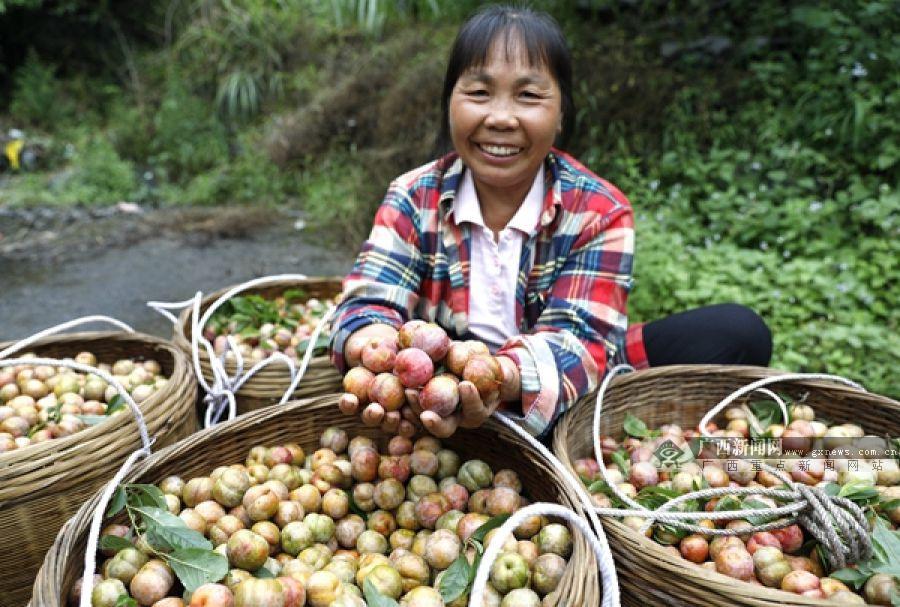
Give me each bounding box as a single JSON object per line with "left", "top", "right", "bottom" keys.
{"left": 437, "top": 4, "right": 575, "bottom": 153}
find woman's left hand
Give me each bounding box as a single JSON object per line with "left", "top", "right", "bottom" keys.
{"left": 403, "top": 355, "right": 520, "bottom": 438}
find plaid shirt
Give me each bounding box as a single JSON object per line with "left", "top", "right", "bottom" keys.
{"left": 330, "top": 148, "right": 644, "bottom": 438}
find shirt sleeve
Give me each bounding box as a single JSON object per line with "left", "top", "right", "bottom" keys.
{"left": 497, "top": 204, "right": 634, "bottom": 439}
{"left": 329, "top": 181, "right": 426, "bottom": 372}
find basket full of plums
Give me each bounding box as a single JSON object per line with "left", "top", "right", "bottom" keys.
{"left": 173, "top": 277, "right": 344, "bottom": 413}
{"left": 553, "top": 364, "right": 900, "bottom": 607}
{"left": 32, "top": 393, "right": 601, "bottom": 607}
{"left": 0, "top": 331, "right": 199, "bottom": 607}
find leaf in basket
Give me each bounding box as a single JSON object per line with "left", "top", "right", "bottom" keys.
{"left": 623, "top": 412, "right": 652, "bottom": 438}
{"left": 127, "top": 484, "right": 168, "bottom": 510}
{"left": 166, "top": 548, "right": 229, "bottom": 592}
{"left": 254, "top": 562, "right": 277, "bottom": 578}
{"left": 100, "top": 535, "right": 134, "bottom": 552}
{"left": 283, "top": 289, "right": 308, "bottom": 303}
{"left": 653, "top": 523, "right": 689, "bottom": 545}
{"left": 297, "top": 333, "right": 330, "bottom": 357}
{"left": 238, "top": 326, "right": 260, "bottom": 339}
{"left": 830, "top": 566, "right": 872, "bottom": 589}
{"left": 363, "top": 578, "right": 401, "bottom": 607}
{"left": 586, "top": 480, "right": 611, "bottom": 494}
{"left": 742, "top": 497, "right": 778, "bottom": 525}
{"left": 470, "top": 514, "right": 511, "bottom": 546}
{"left": 839, "top": 480, "right": 881, "bottom": 505}
{"left": 611, "top": 450, "right": 630, "bottom": 476}
{"left": 713, "top": 495, "right": 743, "bottom": 512}
{"left": 147, "top": 526, "right": 212, "bottom": 552}
{"left": 106, "top": 486, "right": 127, "bottom": 517}
{"left": 133, "top": 506, "right": 186, "bottom": 532}
{"left": 438, "top": 554, "right": 473, "bottom": 603}
{"left": 871, "top": 518, "right": 900, "bottom": 575}
{"left": 77, "top": 414, "right": 109, "bottom": 426}
{"left": 748, "top": 399, "right": 787, "bottom": 429}
{"left": 115, "top": 596, "right": 138, "bottom": 607}
{"left": 636, "top": 485, "right": 680, "bottom": 510}
{"left": 106, "top": 394, "right": 126, "bottom": 416}
{"left": 880, "top": 499, "right": 900, "bottom": 512}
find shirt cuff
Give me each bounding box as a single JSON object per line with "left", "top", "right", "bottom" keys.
{"left": 624, "top": 322, "right": 649, "bottom": 370}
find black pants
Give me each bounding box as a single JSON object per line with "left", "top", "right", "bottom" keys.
{"left": 642, "top": 303, "right": 772, "bottom": 367}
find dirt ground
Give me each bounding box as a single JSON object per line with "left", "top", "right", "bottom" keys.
{"left": 0, "top": 204, "right": 357, "bottom": 341}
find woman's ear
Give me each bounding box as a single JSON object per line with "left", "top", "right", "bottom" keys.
{"left": 557, "top": 115, "right": 563, "bottom": 134}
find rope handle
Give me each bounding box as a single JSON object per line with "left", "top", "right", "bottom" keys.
{"left": 588, "top": 367, "right": 873, "bottom": 569}
{"left": 494, "top": 414, "right": 620, "bottom": 607}
{"left": 0, "top": 315, "right": 134, "bottom": 359}
{"left": 470, "top": 503, "right": 615, "bottom": 607}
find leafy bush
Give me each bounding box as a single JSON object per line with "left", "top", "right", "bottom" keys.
{"left": 149, "top": 79, "right": 229, "bottom": 182}
{"left": 8, "top": 50, "right": 72, "bottom": 128}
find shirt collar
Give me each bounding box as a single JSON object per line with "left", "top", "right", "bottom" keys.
{"left": 443, "top": 154, "right": 556, "bottom": 234}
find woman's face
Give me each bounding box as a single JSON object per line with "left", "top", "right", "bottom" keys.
{"left": 448, "top": 36, "right": 562, "bottom": 199}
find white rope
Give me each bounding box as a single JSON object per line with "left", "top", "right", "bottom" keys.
{"left": 698, "top": 373, "right": 863, "bottom": 436}
{"left": 588, "top": 369, "right": 873, "bottom": 568}
{"left": 146, "top": 296, "right": 198, "bottom": 326}
{"left": 78, "top": 447, "right": 152, "bottom": 607}
{"left": 470, "top": 503, "right": 612, "bottom": 607}
{"left": 0, "top": 315, "right": 134, "bottom": 359}
{"left": 495, "top": 413, "right": 620, "bottom": 607}
{"left": 279, "top": 304, "right": 338, "bottom": 404}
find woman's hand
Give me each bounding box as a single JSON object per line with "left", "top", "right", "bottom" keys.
{"left": 403, "top": 355, "right": 521, "bottom": 438}
{"left": 338, "top": 324, "right": 420, "bottom": 437}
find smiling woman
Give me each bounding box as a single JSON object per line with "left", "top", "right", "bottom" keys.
{"left": 327, "top": 5, "right": 772, "bottom": 441}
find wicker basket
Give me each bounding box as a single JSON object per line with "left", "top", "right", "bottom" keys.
{"left": 0, "top": 331, "right": 199, "bottom": 607}
{"left": 173, "top": 277, "right": 344, "bottom": 414}
{"left": 32, "top": 394, "right": 601, "bottom": 607}
{"left": 553, "top": 364, "right": 900, "bottom": 607}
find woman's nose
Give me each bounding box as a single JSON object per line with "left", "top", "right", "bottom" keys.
{"left": 484, "top": 98, "right": 518, "bottom": 130}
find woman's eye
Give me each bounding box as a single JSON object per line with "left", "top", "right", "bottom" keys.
{"left": 520, "top": 90, "right": 541, "bottom": 99}
{"left": 469, "top": 89, "right": 488, "bottom": 97}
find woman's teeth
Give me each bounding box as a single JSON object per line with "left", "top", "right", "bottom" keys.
{"left": 480, "top": 144, "right": 522, "bottom": 157}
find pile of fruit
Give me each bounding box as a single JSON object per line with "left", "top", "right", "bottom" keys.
{"left": 81, "top": 427, "right": 573, "bottom": 606}
{"left": 576, "top": 401, "right": 900, "bottom": 605}
{"left": 203, "top": 292, "right": 339, "bottom": 364}
{"left": 342, "top": 320, "right": 502, "bottom": 420}
{"left": 0, "top": 352, "right": 168, "bottom": 452}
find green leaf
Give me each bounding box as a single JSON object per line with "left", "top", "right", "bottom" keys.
{"left": 611, "top": 450, "right": 630, "bottom": 476}
{"left": 147, "top": 526, "right": 212, "bottom": 552}
{"left": 839, "top": 481, "right": 880, "bottom": 505}
{"left": 133, "top": 506, "right": 185, "bottom": 532}
{"left": 363, "top": 577, "right": 401, "bottom": 607}
{"left": 77, "top": 414, "right": 109, "bottom": 426}
{"left": 586, "top": 480, "right": 611, "bottom": 494}
{"left": 438, "top": 554, "right": 473, "bottom": 603}
{"left": 830, "top": 566, "right": 871, "bottom": 590}
{"left": 106, "top": 394, "right": 126, "bottom": 416}
{"left": 282, "top": 289, "right": 308, "bottom": 303}
{"left": 254, "top": 563, "right": 277, "bottom": 578}
{"left": 470, "top": 514, "right": 511, "bottom": 546}
{"left": 623, "top": 413, "right": 651, "bottom": 438}
{"left": 115, "top": 596, "right": 138, "bottom": 607}
{"left": 100, "top": 535, "right": 134, "bottom": 552}
{"left": 636, "top": 485, "right": 680, "bottom": 510}
{"left": 128, "top": 484, "right": 168, "bottom": 510}
{"left": 713, "top": 495, "right": 743, "bottom": 512}
{"left": 743, "top": 497, "right": 778, "bottom": 525}
{"left": 106, "top": 486, "right": 127, "bottom": 517}
{"left": 870, "top": 518, "right": 900, "bottom": 575}
{"left": 166, "top": 548, "right": 229, "bottom": 592}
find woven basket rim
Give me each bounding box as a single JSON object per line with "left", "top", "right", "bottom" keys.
{"left": 553, "top": 364, "right": 900, "bottom": 607}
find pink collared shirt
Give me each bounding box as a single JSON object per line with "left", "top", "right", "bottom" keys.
{"left": 452, "top": 165, "right": 545, "bottom": 350}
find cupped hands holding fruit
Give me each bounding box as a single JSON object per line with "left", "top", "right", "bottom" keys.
{"left": 339, "top": 321, "right": 520, "bottom": 438}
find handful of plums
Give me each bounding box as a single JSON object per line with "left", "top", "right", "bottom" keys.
{"left": 340, "top": 321, "right": 510, "bottom": 437}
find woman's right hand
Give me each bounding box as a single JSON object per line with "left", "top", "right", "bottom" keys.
{"left": 338, "top": 323, "right": 421, "bottom": 437}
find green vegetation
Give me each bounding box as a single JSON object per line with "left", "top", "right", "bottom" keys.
{"left": 0, "top": 0, "right": 896, "bottom": 396}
